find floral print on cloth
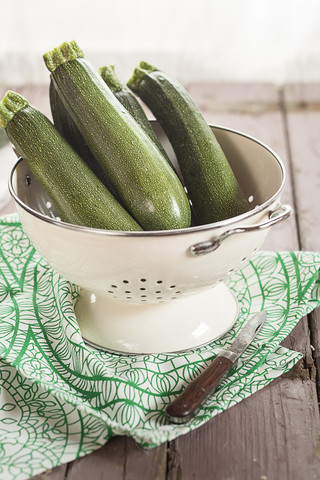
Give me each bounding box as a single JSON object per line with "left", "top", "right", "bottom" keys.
{"left": 0, "top": 214, "right": 319, "bottom": 480}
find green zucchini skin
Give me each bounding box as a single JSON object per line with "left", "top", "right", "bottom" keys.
{"left": 50, "top": 79, "right": 97, "bottom": 168}
{"left": 2, "top": 94, "right": 142, "bottom": 231}
{"left": 127, "top": 63, "right": 250, "bottom": 225}
{"left": 49, "top": 80, "right": 118, "bottom": 198}
{"left": 49, "top": 79, "right": 91, "bottom": 160}
{"left": 44, "top": 46, "right": 191, "bottom": 231}
{"left": 99, "top": 65, "right": 173, "bottom": 167}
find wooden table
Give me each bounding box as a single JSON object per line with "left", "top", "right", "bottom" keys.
{"left": 1, "top": 82, "right": 320, "bottom": 480}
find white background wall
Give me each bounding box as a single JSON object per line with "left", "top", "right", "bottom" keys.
{"left": 0, "top": 0, "right": 320, "bottom": 86}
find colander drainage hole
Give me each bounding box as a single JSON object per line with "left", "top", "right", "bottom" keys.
{"left": 140, "top": 287, "right": 146, "bottom": 291}
{"left": 111, "top": 284, "right": 117, "bottom": 288}
{"left": 123, "top": 280, "right": 129, "bottom": 283}
{"left": 140, "top": 278, "right": 147, "bottom": 282}
{"left": 156, "top": 280, "right": 163, "bottom": 284}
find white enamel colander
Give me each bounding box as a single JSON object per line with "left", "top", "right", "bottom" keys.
{"left": 9, "top": 123, "right": 292, "bottom": 354}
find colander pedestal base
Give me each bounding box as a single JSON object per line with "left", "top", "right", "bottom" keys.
{"left": 75, "top": 282, "right": 239, "bottom": 354}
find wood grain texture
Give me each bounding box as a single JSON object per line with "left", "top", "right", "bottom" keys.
{"left": 188, "top": 83, "right": 299, "bottom": 253}
{"left": 30, "top": 464, "right": 67, "bottom": 480}
{"left": 170, "top": 83, "right": 320, "bottom": 480}
{"left": 1, "top": 82, "right": 319, "bottom": 480}
{"left": 169, "top": 373, "right": 320, "bottom": 480}
{"left": 283, "top": 84, "right": 320, "bottom": 479}
{"left": 66, "top": 437, "right": 166, "bottom": 480}
{"left": 283, "top": 84, "right": 320, "bottom": 252}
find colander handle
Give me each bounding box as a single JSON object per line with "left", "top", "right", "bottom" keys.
{"left": 189, "top": 203, "right": 293, "bottom": 256}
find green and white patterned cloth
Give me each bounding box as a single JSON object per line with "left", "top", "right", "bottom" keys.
{"left": 0, "top": 214, "right": 320, "bottom": 480}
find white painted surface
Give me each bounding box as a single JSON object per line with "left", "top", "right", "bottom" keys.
{"left": 1, "top": 0, "right": 319, "bottom": 86}
{"left": 76, "top": 284, "right": 239, "bottom": 353}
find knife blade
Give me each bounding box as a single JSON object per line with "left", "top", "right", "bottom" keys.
{"left": 165, "top": 310, "right": 267, "bottom": 424}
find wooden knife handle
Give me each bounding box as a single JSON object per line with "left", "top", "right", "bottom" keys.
{"left": 165, "top": 355, "right": 233, "bottom": 424}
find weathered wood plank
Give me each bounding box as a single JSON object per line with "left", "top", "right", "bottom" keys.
{"left": 0, "top": 84, "right": 168, "bottom": 480}
{"left": 168, "top": 83, "right": 318, "bottom": 480}
{"left": 125, "top": 438, "right": 167, "bottom": 480}
{"left": 0, "top": 86, "right": 7, "bottom": 99}
{"left": 188, "top": 81, "right": 308, "bottom": 352}
{"left": 187, "top": 82, "right": 279, "bottom": 111}
{"left": 283, "top": 83, "right": 320, "bottom": 108}
{"left": 3, "top": 83, "right": 320, "bottom": 480}
{"left": 188, "top": 82, "right": 298, "bottom": 253}
{"left": 0, "top": 84, "right": 51, "bottom": 120}
{"left": 66, "top": 437, "right": 126, "bottom": 479}
{"left": 310, "top": 308, "right": 320, "bottom": 394}
{"left": 168, "top": 371, "right": 319, "bottom": 480}
{"left": 66, "top": 437, "right": 166, "bottom": 480}
{"left": 284, "top": 83, "right": 320, "bottom": 417}
{"left": 283, "top": 83, "right": 320, "bottom": 252}
{"left": 0, "top": 86, "right": 15, "bottom": 213}
{"left": 30, "top": 464, "right": 67, "bottom": 480}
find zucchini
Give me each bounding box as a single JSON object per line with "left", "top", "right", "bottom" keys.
{"left": 99, "top": 65, "right": 172, "bottom": 166}
{"left": 127, "top": 62, "right": 250, "bottom": 225}
{"left": 50, "top": 78, "right": 92, "bottom": 161}
{"left": 43, "top": 41, "right": 191, "bottom": 231}
{"left": 0, "top": 90, "right": 142, "bottom": 231}
{"left": 49, "top": 79, "right": 118, "bottom": 197}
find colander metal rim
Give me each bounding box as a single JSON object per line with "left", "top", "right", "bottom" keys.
{"left": 8, "top": 123, "right": 286, "bottom": 238}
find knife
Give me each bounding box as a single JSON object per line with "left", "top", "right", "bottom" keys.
{"left": 165, "top": 311, "right": 267, "bottom": 424}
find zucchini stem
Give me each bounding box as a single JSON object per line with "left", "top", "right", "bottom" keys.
{"left": 43, "top": 40, "right": 84, "bottom": 73}
{"left": 99, "top": 65, "right": 123, "bottom": 92}
{"left": 127, "top": 61, "right": 157, "bottom": 93}
{"left": 0, "top": 90, "right": 29, "bottom": 128}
